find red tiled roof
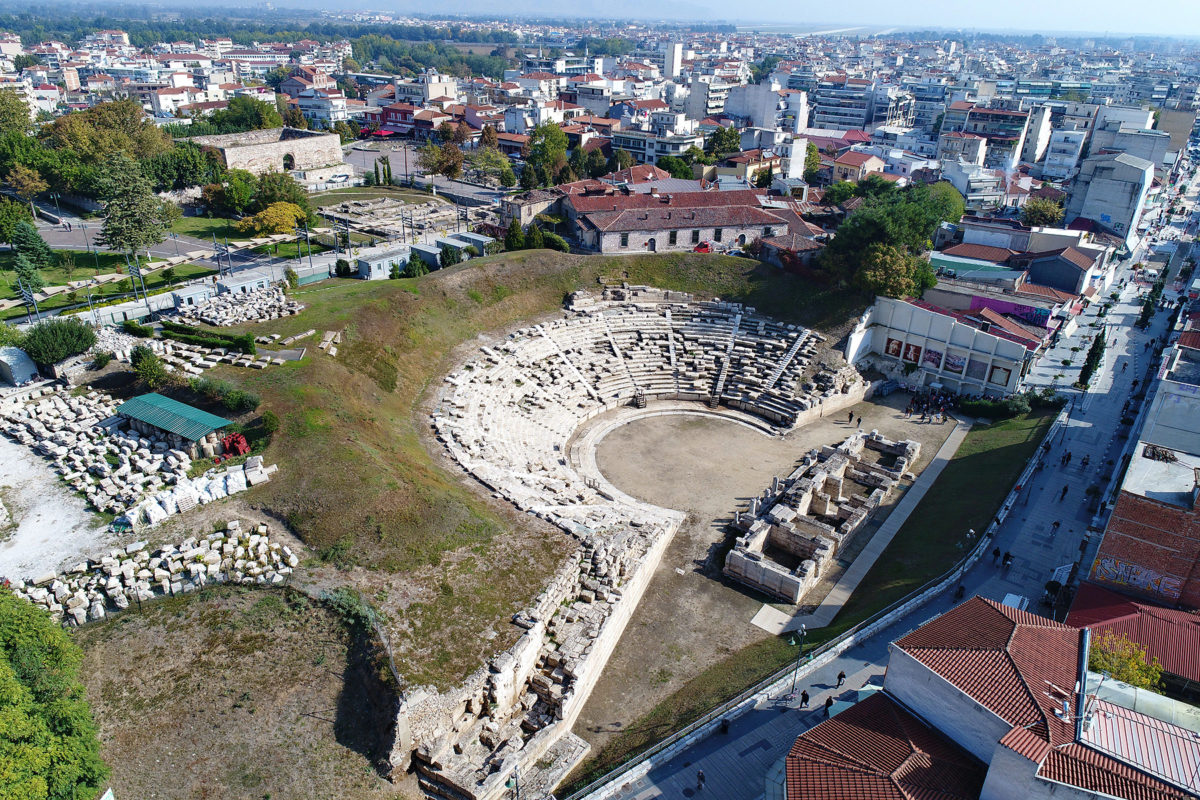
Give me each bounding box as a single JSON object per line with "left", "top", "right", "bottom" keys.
{"left": 1176, "top": 331, "right": 1200, "bottom": 352}
{"left": 1015, "top": 281, "right": 1077, "bottom": 304}
{"left": 976, "top": 307, "right": 1046, "bottom": 346}
{"left": 1040, "top": 743, "right": 1190, "bottom": 800}
{"left": 580, "top": 203, "right": 785, "bottom": 234}
{"left": 1022, "top": 246, "right": 1096, "bottom": 270}
{"left": 896, "top": 597, "right": 1080, "bottom": 744}
{"left": 786, "top": 692, "right": 987, "bottom": 800}
{"left": 571, "top": 188, "right": 762, "bottom": 214}
{"left": 762, "top": 232, "right": 823, "bottom": 252}
{"left": 1065, "top": 582, "right": 1200, "bottom": 683}
{"left": 942, "top": 243, "right": 1016, "bottom": 263}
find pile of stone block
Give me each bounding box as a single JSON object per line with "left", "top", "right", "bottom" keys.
{"left": 91, "top": 326, "right": 139, "bottom": 355}
{"left": 10, "top": 521, "right": 299, "bottom": 626}
{"left": 175, "top": 287, "right": 303, "bottom": 327}
{"left": 0, "top": 386, "right": 278, "bottom": 524}
{"left": 106, "top": 338, "right": 285, "bottom": 376}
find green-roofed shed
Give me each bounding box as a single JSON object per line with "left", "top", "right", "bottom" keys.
{"left": 117, "top": 393, "right": 230, "bottom": 450}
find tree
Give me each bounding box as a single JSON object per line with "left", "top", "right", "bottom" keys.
{"left": 1089, "top": 632, "right": 1163, "bottom": 691}
{"left": 467, "top": 146, "right": 511, "bottom": 183}
{"left": 928, "top": 181, "right": 966, "bottom": 224}
{"left": 0, "top": 197, "right": 32, "bottom": 244}
{"left": 7, "top": 163, "right": 47, "bottom": 213}
{"left": 20, "top": 318, "right": 96, "bottom": 365}
{"left": 705, "top": 125, "right": 742, "bottom": 159}
{"left": 1022, "top": 196, "right": 1065, "bottom": 228}
{"left": 606, "top": 148, "right": 634, "bottom": 174}
{"left": 439, "top": 243, "right": 462, "bottom": 267}
{"left": 854, "top": 243, "right": 936, "bottom": 298}
{"left": 436, "top": 121, "right": 456, "bottom": 144}
{"left": 504, "top": 217, "right": 525, "bottom": 251}
{"left": 13, "top": 251, "right": 44, "bottom": 293}
{"left": 823, "top": 181, "right": 857, "bottom": 205}
{"left": 655, "top": 155, "right": 694, "bottom": 180}
{"left": 140, "top": 142, "right": 224, "bottom": 192}
{"left": 0, "top": 590, "right": 109, "bottom": 800}
{"left": 236, "top": 202, "right": 307, "bottom": 237}
{"left": 96, "top": 154, "right": 168, "bottom": 255}
{"left": 133, "top": 348, "right": 170, "bottom": 389}
{"left": 499, "top": 164, "right": 516, "bottom": 187}
{"left": 281, "top": 107, "right": 308, "bottom": 129}
{"left": 39, "top": 99, "right": 170, "bottom": 164}
{"left": 453, "top": 122, "right": 471, "bottom": 145}
{"left": 525, "top": 223, "right": 544, "bottom": 250}
{"left": 161, "top": 266, "right": 177, "bottom": 285}
{"left": 0, "top": 321, "right": 20, "bottom": 346}
{"left": 11, "top": 53, "right": 40, "bottom": 71}
{"left": 332, "top": 120, "right": 356, "bottom": 143}
{"left": 439, "top": 143, "right": 464, "bottom": 180}
{"left": 209, "top": 96, "right": 283, "bottom": 133}
{"left": 417, "top": 141, "right": 463, "bottom": 180}
{"left": 11, "top": 221, "right": 53, "bottom": 268}
{"left": 803, "top": 141, "right": 821, "bottom": 183}
{"left": 216, "top": 169, "right": 258, "bottom": 215}
{"left": 526, "top": 122, "right": 568, "bottom": 186}
{"left": 480, "top": 124, "right": 499, "bottom": 150}
{"left": 403, "top": 249, "right": 428, "bottom": 278}
{"left": 255, "top": 171, "right": 311, "bottom": 218}
{"left": 56, "top": 251, "right": 76, "bottom": 283}
{"left": 755, "top": 164, "right": 774, "bottom": 189}
{"left": 0, "top": 89, "right": 29, "bottom": 137}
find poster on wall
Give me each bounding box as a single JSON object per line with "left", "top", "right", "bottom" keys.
{"left": 903, "top": 343, "right": 923, "bottom": 363}
{"left": 989, "top": 365, "right": 1012, "bottom": 387}
{"left": 943, "top": 351, "right": 966, "bottom": 374}
{"left": 922, "top": 348, "right": 943, "bottom": 370}
{"left": 966, "top": 358, "right": 988, "bottom": 381}
{"left": 885, "top": 338, "right": 903, "bottom": 357}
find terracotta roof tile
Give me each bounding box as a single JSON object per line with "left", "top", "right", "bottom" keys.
{"left": 942, "top": 243, "right": 1017, "bottom": 263}
{"left": 785, "top": 692, "right": 986, "bottom": 800}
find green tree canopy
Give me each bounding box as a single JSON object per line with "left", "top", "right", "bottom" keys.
{"left": 803, "top": 141, "right": 821, "bottom": 183}
{"left": 1089, "top": 632, "right": 1163, "bottom": 691}
{"left": 525, "top": 223, "right": 544, "bottom": 250}
{"left": 504, "top": 217, "right": 524, "bottom": 251}
{"left": 236, "top": 201, "right": 307, "bottom": 237}
{"left": 854, "top": 243, "right": 937, "bottom": 298}
{"left": 255, "top": 170, "right": 312, "bottom": 218}
{"left": 823, "top": 181, "right": 857, "bottom": 205}
{"left": 0, "top": 590, "right": 109, "bottom": 800}
{"left": 606, "top": 148, "right": 634, "bottom": 174}
{"left": 705, "top": 125, "right": 742, "bottom": 159}
{"left": 655, "top": 155, "right": 694, "bottom": 180}
{"left": 209, "top": 96, "right": 283, "bottom": 134}
{"left": 526, "top": 122, "right": 568, "bottom": 186}
{"left": 17, "top": 317, "right": 96, "bottom": 366}
{"left": 1022, "top": 196, "right": 1065, "bottom": 228}
{"left": 11, "top": 220, "right": 53, "bottom": 268}
{"left": 38, "top": 99, "right": 171, "bottom": 164}
{"left": 479, "top": 124, "right": 498, "bottom": 150}
{"left": 0, "top": 197, "right": 32, "bottom": 244}
{"left": 13, "top": 251, "right": 45, "bottom": 293}
{"left": 0, "top": 89, "right": 30, "bottom": 137}
{"left": 96, "top": 153, "right": 168, "bottom": 254}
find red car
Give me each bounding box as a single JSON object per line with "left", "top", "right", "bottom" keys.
{"left": 693, "top": 242, "right": 712, "bottom": 253}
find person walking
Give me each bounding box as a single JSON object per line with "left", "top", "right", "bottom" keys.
{"left": 1050, "top": 520, "right": 1061, "bottom": 536}
{"left": 992, "top": 547, "right": 1002, "bottom": 565}
{"left": 696, "top": 770, "right": 705, "bottom": 791}
{"left": 836, "top": 671, "right": 846, "bottom": 688}
{"left": 800, "top": 689, "right": 809, "bottom": 708}
{"left": 824, "top": 696, "right": 834, "bottom": 717}
{"left": 848, "top": 410, "right": 854, "bottom": 423}
{"left": 1003, "top": 551, "right": 1013, "bottom": 569}
{"left": 1060, "top": 484, "right": 1069, "bottom": 502}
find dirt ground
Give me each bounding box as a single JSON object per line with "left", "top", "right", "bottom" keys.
{"left": 0, "top": 434, "right": 113, "bottom": 580}
{"left": 74, "top": 585, "right": 411, "bottom": 800}
{"left": 573, "top": 392, "right": 954, "bottom": 751}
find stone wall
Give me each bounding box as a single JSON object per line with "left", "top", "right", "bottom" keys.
{"left": 187, "top": 127, "right": 342, "bottom": 175}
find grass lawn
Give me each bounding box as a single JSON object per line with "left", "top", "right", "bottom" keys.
{"left": 563, "top": 408, "right": 1057, "bottom": 790}
{"left": 251, "top": 241, "right": 332, "bottom": 259}
{"left": 170, "top": 215, "right": 250, "bottom": 242}
{"left": 1, "top": 262, "right": 216, "bottom": 320}
{"left": 0, "top": 249, "right": 163, "bottom": 300}
{"left": 311, "top": 185, "right": 446, "bottom": 208}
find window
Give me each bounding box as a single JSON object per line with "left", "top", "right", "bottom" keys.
{"left": 620, "top": 233, "right": 629, "bottom": 247}
{"left": 714, "top": 228, "right": 723, "bottom": 242}
{"left": 691, "top": 229, "right": 700, "bottom": 243}
{"left": 669, "top": 231, "right": 678, "bottom": 245}
{"left": 763, "top": 227, "right": 773, "bottom": 236}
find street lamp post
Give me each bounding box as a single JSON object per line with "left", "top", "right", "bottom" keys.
{"left": 785, "top": 624, "right": 807, "bottom": 701}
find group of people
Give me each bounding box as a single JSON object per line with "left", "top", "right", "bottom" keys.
{"left": 903, "top": 389, "right": 959, "bottom": 424}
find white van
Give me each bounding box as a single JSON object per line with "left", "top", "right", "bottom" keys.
{"left": 1002, "top": 593, "right": 1030, "bottom": 611}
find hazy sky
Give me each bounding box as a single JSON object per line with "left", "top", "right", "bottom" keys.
{"left": 729, "top": 0, "right": 1200, "bottom": 37}
{"left": 417, "top": 0, "right": 1200, "bottom": 37}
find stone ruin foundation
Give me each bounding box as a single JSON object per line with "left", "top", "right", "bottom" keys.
{"left": 723, "top": 430, "right": 921, "bottom": 604}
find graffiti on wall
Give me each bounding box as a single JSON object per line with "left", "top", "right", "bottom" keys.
{"left": 1091, "top": 557, "right": 1184, "bottom": 600}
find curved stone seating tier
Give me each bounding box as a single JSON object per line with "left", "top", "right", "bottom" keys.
{"left": 414, "top": 296, "right": 860, "bottom": 800}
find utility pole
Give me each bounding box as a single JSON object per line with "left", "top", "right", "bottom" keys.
{"left": 785, "top": 624, "right": 807, "bottom": 700}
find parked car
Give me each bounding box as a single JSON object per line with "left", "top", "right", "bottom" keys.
{"left": 693, "top": 241, "right": 712, "bottom": 253}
